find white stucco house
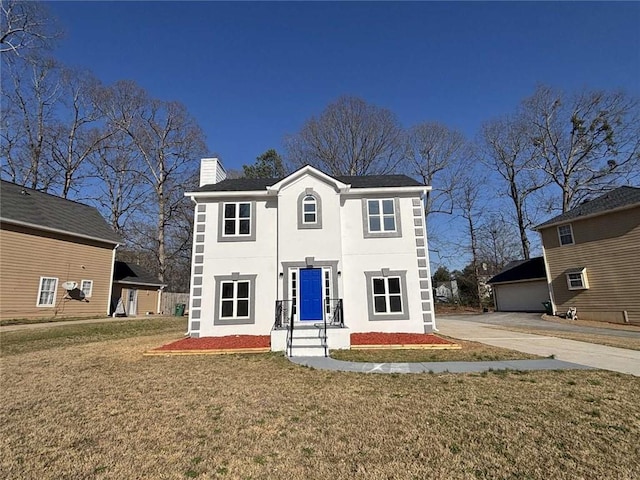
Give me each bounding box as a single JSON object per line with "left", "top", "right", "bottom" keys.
{"left": 184, "top": 158, "right": 436, "bottom": 356}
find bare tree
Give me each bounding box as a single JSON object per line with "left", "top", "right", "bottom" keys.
{"left": 1, "top": 54, "right": 61, "bottom": 190}
{"left": 100, "top": 80, "right": 207, "bottom": 283}
{"left": 479, "top": 114, "right": 549, "bottom": 259}
{"left": 50, "top": 67, "right": 113, "bottom": 198}
{"left": 476, "top": 214, "right": 521, "bottom": 271}
{"left": 406, "top": 122, "right": 469, "bottom": 225}
{"left": 286, "top": 96, "right": 405, "bottom": 176}
{"left": 525, "top": 85, "right": 640, "bottom": 212}
{"left": 87, "top": 130, "right": 149, "bottom": 236}
{"left": 454, "top": 167, "right": 487, "bottom": 307}
{"left": 0, "top": 0, "right": 61, "bottom": 57}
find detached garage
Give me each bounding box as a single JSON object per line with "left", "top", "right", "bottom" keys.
{"left": 489, "top": 257, "right": 549, "bottom": 312}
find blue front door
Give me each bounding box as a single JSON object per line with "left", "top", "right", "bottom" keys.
{"left": 299, "top": 268, "right": 323, "bottom": 321}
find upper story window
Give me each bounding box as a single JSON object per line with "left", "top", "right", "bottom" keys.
{"left": 224, "top": 202, "right": 251, "bottom": 235}
{"left": 37, "top": 277, "right": 58, "bottom": 307}
{"left": 302, "top": 196, "right": 317, "bottom": 223}
{"left": 557, "top": 224, "right": 574, "bottom": 246}
{"left": 362, "top": 198, "right": 402, "bottom": 238}
{"left": 297, "top": 189, "right": 322, "bottom": 229}
{"left": 218, "top": 201, "right": 256, "bottom": 242}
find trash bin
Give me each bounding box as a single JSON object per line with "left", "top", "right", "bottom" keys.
{"left": 175, "top": 303, "right": 186, "bottom": 317}
{"left": 542, "top": 301, "right": 553, "bottom": 315}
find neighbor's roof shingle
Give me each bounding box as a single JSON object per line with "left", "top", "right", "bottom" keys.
{"left": 488, "top": 257, "right": 547, "bottom": 284}
{"left": 196, "top": 174, "right": 423, "bottom": 192}
{"left": 0, "top": 180, "right": 121, "bottom": 244}
{"left": 535, "top": 186, "right": 640, "bottom": 229}
{"left": 113, "top": 261, "right": 164, "bottom": 286}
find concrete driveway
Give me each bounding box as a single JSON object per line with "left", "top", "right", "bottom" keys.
{"left": 436, "top": 313, "right": 640, "bottom": 377}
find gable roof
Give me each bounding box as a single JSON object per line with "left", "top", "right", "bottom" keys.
{"left": 0, "top": 180, "right": 121, "bottom": 245}
{"left": 113, "top": 261, "right": 165, "bottom": 287}
{"left": 535, "top": 186, "right": 640, "bottom": 230}
{"left": 195, "top": 170, "right": 423, "bottom": 193}
{"left": 488, "top": 257, "right": 547, "bottom": 284}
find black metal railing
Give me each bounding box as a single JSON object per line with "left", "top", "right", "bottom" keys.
{"left": 274, "top": 300, "right": 294, "bottom": 357}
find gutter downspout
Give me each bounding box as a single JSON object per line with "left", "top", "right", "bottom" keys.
{"left": 108, "top": 244, "right": 119, "bottom": 316}
{"left": 540, "top": 234, "right": 557, "bottom": 316}
{"left": 157, "top": 285, "right": 166, "bottom": 315}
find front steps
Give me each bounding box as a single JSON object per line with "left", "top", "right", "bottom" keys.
{"left": 270, "top": 324, "right": 351, "bottom": 356}
{"left": 288, "top": 325, "right": 326, "bottom": 357}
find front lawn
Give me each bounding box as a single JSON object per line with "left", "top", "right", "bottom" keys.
{"left": 1, "top": 321, "right": 638, "bottom": 479}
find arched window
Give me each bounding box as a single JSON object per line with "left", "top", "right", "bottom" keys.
{"left": 297, "top": 189, "right": 322, "bottom": 229}
{"left": 302, "top": 195, "right": 317, "bottom": 224}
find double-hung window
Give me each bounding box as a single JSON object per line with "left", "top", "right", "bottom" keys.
{"left": 368, "top": 199, "right": 396, "bottom": 232}
{"left": 363, "top": 198, "right": 401, "bottom": 238}
{"left": 220, "top": 280, "right": 250, "bottom": 318}
{"left": 364, "top": 270, "right": 409, "bottom": 321}
{"left": 566, "top": 268, "right": 589, "bottom": 290}
{"left": 558, "top": 224, "right": 574, "bottom": 246}
{"left": 297, "top": 190, "right": 322, "bottom": 229}
{"left": 223, "top": 202, "right": 251, "bottom": 237}
{"left": 80, "top": 280, "right": 93, "bottom": 298}
{"left": 372, "top": 277, "right": 403, "bottom": 314}
{"left": 37, "top": 277, "right": 58, "bottom": 307}
{"left": 302, "top": 195, "right": 317, "bottom": 224}
{"left": 214, "top": 273, "right": 256, "bottom": 325}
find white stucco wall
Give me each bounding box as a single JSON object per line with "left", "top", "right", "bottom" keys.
{"left": 191, "top": 197, "right": 277, "bottom": 337}
{"left": 340, "top": 195, "right": 426, "bottom": 333}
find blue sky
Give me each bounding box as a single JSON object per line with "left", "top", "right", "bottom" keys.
{"left": 46, "top": 1, "right": 639, "bottom": 267}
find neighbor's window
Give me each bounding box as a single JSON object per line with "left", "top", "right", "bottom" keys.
{"left": 566, "top": 269, "right": 589, "bottom": 290}
{"left": 302, "top": 195, "right": 317, "bottom": 224}
{"left": 81, "top": 280, "right": 93, "bottom": 298}
{"left": 368, "top": 199, "right": 396, "bottom": 233}
{"left": 223, "top": 202, "right": 251, "bottom": 236}
{"left": 220, "top": 280, "right": 250, "bottom": 318}
{"left": 37, "top": 277, "right": 58, "bottom": 306}
{"left": 372, "top": 276, "right": 403, "bottom": 314}
{"left": 558, "top": 224, "right": 574, "bottom": 246}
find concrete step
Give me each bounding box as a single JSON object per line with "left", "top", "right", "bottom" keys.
{"left": 289, "top": 344, "right": 326, "bottom": 357}
{"left": 290, "top": 336, "right": 326, "bottom": 346}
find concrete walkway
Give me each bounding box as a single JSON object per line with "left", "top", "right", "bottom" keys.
{"left": 289, "top": 356, "right": 592, "bottom": 374}
{"left": 0, "top": 315, "right": 170, "bottom": 332}
{"left": 438, "top": 316, "right": 640, "bottom": 377}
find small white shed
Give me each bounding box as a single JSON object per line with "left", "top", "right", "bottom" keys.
{"left": 489, "top": 257, "right": 549, "bottom": 313}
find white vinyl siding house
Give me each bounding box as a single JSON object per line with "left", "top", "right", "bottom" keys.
{"left": 185, "top": 161, "right": 435, "bottom": 354}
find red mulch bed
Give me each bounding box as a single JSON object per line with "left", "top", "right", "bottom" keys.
{"left": 154, "top": 335, "right": 270, "bottom": 351}
{"left": 152, "top": 332, "right": 453, "bottom": 352}
{"left": 351, "top": 332, "right": 454, "bottom": 346}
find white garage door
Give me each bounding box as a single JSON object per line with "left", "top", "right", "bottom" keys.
{"left": 494, "top": 281, "right": 549, "bottom": 312}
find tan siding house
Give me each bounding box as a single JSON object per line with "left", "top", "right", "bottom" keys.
{"left": 0, "top": 181, "right": 120, "bottom": 321}
{"left": 536, "top": 187, "right": 640, "bottom": 325}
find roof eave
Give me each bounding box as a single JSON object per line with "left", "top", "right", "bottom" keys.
{"left": 114, "top": 280, "right": 166, "bottom": 287}
{"left": 535, "top": 201, "right": 640, "bottom": 231}
{"left": 185, "top": 190, "right": 272, "bottom": 199}
{"left": 341, "top": 186, "right": 430, "bottom": 195}
{"left": 0, "top": 218, "right": 121, "bottom": 246}
{"left": 489, "top": 277, "right": 547, "bottom": 285}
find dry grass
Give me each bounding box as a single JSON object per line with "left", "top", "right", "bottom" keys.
{"left": 1, "top": 322, "right": 639, "bottom": 479}
{"left": 490, "top": 326, "right": 640, "bottom": 351}
{"left": 332, "top": 337, "right": 540, "bottom": 363}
